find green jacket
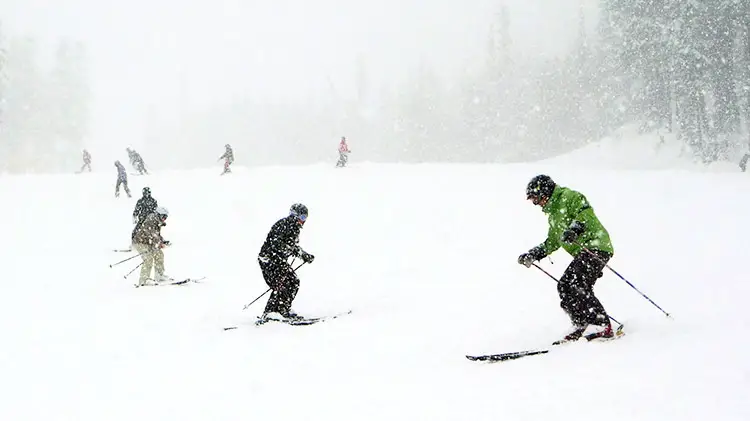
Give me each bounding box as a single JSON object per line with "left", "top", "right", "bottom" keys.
{"left": 538, "top": 186, "right": 613, "bottom": 257}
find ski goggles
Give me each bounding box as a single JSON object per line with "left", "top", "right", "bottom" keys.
{"left": 291, "top": 212, "right": 307, "bottom": 222}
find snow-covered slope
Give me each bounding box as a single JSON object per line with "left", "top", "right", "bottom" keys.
{"left": 538, "top": 127, "right": 742, "bottom": 172}
{"left": 1, "top": 153, "right": 748, "bottom": 420}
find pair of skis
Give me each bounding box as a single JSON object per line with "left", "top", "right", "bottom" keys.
{"left": 466, "top": 324, "right": 625, "bottom": 363}
{"left": 223, "top": 310, "right": 352, "bottom": 331}
{"left": 134, "top": 277, "right": 206, "bottom": 288}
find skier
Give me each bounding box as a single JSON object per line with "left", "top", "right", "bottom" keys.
{"left": 336, "top": 136, "right": 351, "bottom": 168}
{"left": 126, "top": 148, "right": 149, "bottom": 175}
{"left": 114, "top": 160, "right": 131, "bottom": 198}
{"left": 257, "top": 203, "right": 315, "bottom": 321}
{"left": 78, "top": 149, "right": 91, "bottom": 173}
{"left": 517, "top": 175, "right": 615, "bottom": 344}
{"left": 133, "top": 187, "right": 158, "bottom": 224}
{"left": 740, "top": 153, "right": 749, "bottom": 172}
{"left": 218, "top": 144, "right": 234, "bottom": 175}
{"left": 131, "top": 206, "right": 172, "bottom": 286}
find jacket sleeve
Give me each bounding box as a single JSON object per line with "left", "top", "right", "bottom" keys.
{"left": 541, "top": 227, "right": 561, "bottom": 256}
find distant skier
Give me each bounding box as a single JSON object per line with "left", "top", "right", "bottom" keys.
{"left": 257, "top": 203, "right": 315, "bottom": 321}
{"left": 133, "top": 187, "right": 158, "bottom": 224}
{"left": 114, "top": 160, "right": 131, "bottom": 198}
{"left": 78, "top": 149, "right": 91, "bottom": 173}
{"left": 335, "top": 136, "right": 351, "bottom": 168}
{"left": 517, "top": 175, "right": 615, "bottom": 344}
{"left": 740, "top": 153, "right": 749, "bottom": 172}
{"left": 126, "top": 148, "right": 149, "bottom": 175}
{"left": 218, "top": 144, "right": 234, "bottom": 175}
{"left": 131, "top": 206, "right": 172, "bottom": 287}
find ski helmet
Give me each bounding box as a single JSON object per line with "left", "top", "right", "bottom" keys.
{"left": 156, "top": 206, "right": 169, "bottom": 217}
{"left": 143, "top": 187, "right": 151, "bottom": 196}
{"left": 526, "top": 175, "right": 556, "bottom": 204}
{"left": 289, "top": 203, "right": 308, "bottom": 221}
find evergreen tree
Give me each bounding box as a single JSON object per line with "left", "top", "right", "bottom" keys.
{"left": 49, "top": 40, "right": 90, "bottom": 170}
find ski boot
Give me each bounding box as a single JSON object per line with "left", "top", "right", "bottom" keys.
{"left": 553, "top": 324, "right": 588, "bottom": 345}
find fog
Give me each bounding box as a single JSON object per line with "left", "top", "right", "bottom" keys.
{"left": 1, "top": 0, "right": 603, "bottom": 171}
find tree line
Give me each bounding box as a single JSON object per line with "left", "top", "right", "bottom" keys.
{"left": 0, "top": 22, "right": 90, "bottom": 173}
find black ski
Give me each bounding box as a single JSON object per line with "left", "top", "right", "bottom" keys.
{"left": 466, "top": 349, "right": 550, "bottom": 362}
{"left": 466, "top": 325, "right": 625, "bottom": 363}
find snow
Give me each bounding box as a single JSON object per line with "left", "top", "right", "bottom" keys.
{"left": 1, "top": 146, "right": 749, "bottom": 421}
{"left": 538, "top": 126, "right": 742, "bottom": 172}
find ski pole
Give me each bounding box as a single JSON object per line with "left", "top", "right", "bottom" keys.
{"left": 123, "top": 261, "right": 144, "bottom": 279}
{"left": 243, "top": 288, "right": 271, "bottom": 310}
{"left": 109, "top": 250, "right": 150, "bottom": 268}
{"left": 578, "top": 246, "right": 671, "bottom": 318}
{"left": 243, "top": 261, "right": 306, "bottom": 310}
{"left": 531, "top": 263, "right": 622, "bottom": 327}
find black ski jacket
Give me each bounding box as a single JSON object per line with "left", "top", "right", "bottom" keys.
{"left": 259, "top": 215, "right": 303, "bottom": 263}
{"left": 133, "top": 196, "right": 158, "bottom": 222}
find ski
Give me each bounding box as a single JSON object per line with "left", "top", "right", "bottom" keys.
{"left": 224, "top": 310, "right": 352, "bottom": 331}
{"left": 134, "top": 277, "right": 205, "bottom": 288}
{"left": 466, "top": 349, "right": 550, "bottom": 362}
{"left": 466, "top": 325, "right": 625, "bottom": 363}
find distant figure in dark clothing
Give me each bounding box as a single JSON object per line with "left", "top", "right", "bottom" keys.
{"left": 219, "top": 144, "right": 234, "bottom": 175}
{"left": 115, "top": 160, "right": 131, "bottom": 198}
{"left": 126, "top": 148, "right": 149, "bottom": 175}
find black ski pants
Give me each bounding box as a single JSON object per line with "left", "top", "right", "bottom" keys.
{"left": 259, "top": 258, "right": 300, "bottom": 316}
{"left": 558, "top": 249, "right": 611, "bottom": 327}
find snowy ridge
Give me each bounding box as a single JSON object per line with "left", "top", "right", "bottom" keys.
{"left": 0, "top": 153, "right": 748, "bottom": 420}
{"left": 538, "top": 126, "right": 742, "bottom": 172}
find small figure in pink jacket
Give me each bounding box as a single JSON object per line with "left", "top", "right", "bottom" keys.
{"left": 336, "top": 136, "right": 351, "bottom": 168}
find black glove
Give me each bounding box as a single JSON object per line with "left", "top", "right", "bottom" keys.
{"left": 562, "top": 221, "right": 585, "bottom": 244}
{"left": 300, "top": 251, "right": 315, "bottom": 264}
{"left": 518, "top": 246, "right": 546, "bottom": 268}
{"left": 517, "top": 253, "right": 535, "bottom": 268}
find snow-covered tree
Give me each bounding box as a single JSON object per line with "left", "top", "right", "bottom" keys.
{"left": 48, "top": 40, "right": 91, "bottom": 169}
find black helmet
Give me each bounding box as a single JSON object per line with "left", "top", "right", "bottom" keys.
{"left": 143, "top": 187, "right": 151, "bottom": 196}
{"left": 526, "top": 175, "right": 556, "bottom": 203}
{"left": 289, "top": 203, "right": 308, "bottom": 220}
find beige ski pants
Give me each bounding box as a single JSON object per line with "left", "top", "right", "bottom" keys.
{"left": 133, "top": 243, "right": 164, "bottom": 286}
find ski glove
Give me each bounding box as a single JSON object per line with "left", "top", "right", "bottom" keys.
{"left": 518, "top": 246, "right": 546, "bottom": 268}
{"left": 562, "top": 221, "right": 585, "bottom": 244}
{"left": 300, "top": 251, "right": 315, "bottom": 264}
{"left": 517, "top": 253, "right": 535, "bottom": 268}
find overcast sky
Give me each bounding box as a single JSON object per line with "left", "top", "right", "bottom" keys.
{"left": 0, "top": 0, "right": 594, "bottom": 158}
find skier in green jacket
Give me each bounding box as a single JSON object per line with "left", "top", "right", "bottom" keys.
{"left": 518, "top": 174, "right": 615, "bottom": 343}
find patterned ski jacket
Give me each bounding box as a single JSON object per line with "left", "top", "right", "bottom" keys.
{"left": 132, "top": 213, "right": 165, "bottom": 248}
{"left": 133, "top": 196, "right": 158, "bottom": 223}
